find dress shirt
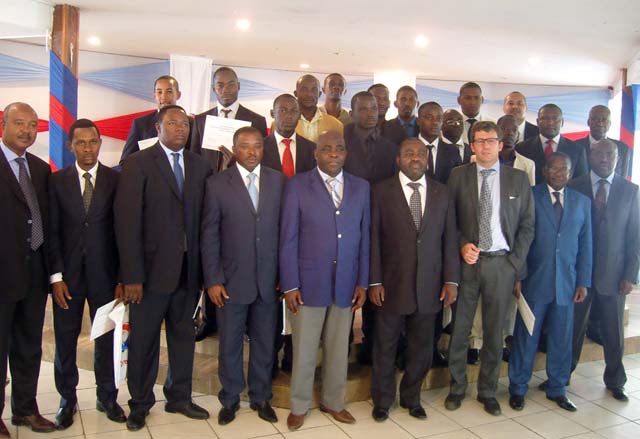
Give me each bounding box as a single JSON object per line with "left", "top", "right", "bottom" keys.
{"left": 462, "top": 113, "right": 486, "bottom": 144}
{"left": 217, "top": 100, "right": 240, "bottom": 120}
{"left": 547, "top": 185, "right": 565, "bottom": 207}
{"left": 517, "top": 120, "right": 526, "bottom": 143}
{"left": 159, "top": 142, "right": 185, "bottom": 178}
{"left": 539, "top": 134, "right": 561, "bottom": 152}
{"left": 590, "top": 170, "right": 614, "bottom": 202}
{"left": 0, "top": 141, "right": 31, "bottom": 179}
{"left": 397, "top": 116, "right": 418, "bottom": 137}
{"left": 476, "top": 160, "right": 510, "bottom": 252}
{"left": 296, "top": 108, "right": 343, "bottom": 143}
{"left": 441, "top": 136, "right": 466, "bottom": 161}
{"left": 75, "top": 161, "right": 99, "bottom": 193}
{"left": 274, "top": 131, "right": 297, "bottom": 169}
{"left": 319, "top": 104, "right": 352, "bottom": 125}
{"left": 317, "top": 167, "right": 344, "bottom": 201}
{"left": 398, "top": 171, "right": 426, "bottom": 215}
{"left": 418, "top": 135, "right": 440, "bottom": 165}
{"left": 237, "top": 162, "right": 261, "bottom": 193}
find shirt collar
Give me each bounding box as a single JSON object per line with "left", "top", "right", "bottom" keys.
{"left": 463, "top": 112, "right": 481, "bottom": 121}
{"left": 218, "top": 100, "right": 240, "bottom": 115}
{"left": 399, "top": 171, "right": 427, "bottom": 188}
{"left": 75, "top": 161, "right": 99, "bottom": 180}
{"left": 317, "top": 167, "right": 343, "bottom": 184}
{"left": 590, "top": 169, "right": 614, "bottom": 185}
{"left": 418, "top": 134, "right": 439, "bottom": 149}
{"left": 0, "top": 140, "right": 23, "bottom": 162}
{"left": 302, "top": 107, "right": 323, "bottom": 123}
{"left": 159, "top": 141, "right": 184, "bottom": 158}
{"left": 236, "top": 163, "right": 261, "bottom": 180}
{"left": 540, "top": 134, "right": 561, "bottom": 145}
{"left": 274, "top": 130, "right": 296, "bottom": 146}
{"left": 547, "top": 184, "right": 565, "bottom": 197}
{"left": 476, "top": 159, "right": 500, "bottom": 174}
{"left": 589, "top": 134, "right": 607, "bottom": 144}
{"left": 397, "top": 116, "right": 416, "bottom": 128}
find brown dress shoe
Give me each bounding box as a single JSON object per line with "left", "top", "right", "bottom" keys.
{"left": 319, "top": 404, "right": 356, "bottom": 424}
{"left": 0, "top": 419, "right": 11, "bottom": 438}
{"left": 286, "top": 412, "right": 306, "bottom": 431}
{"left": 11, "top": 413, "right": 56, "bottom": 433}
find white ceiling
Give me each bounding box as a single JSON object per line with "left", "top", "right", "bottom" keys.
{"left": 24, "top": 0, "right": 640, "bottom": 86}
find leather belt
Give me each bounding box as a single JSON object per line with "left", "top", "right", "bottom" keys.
{"left": 479, "top": 250, "right": 508, "bottom": 257}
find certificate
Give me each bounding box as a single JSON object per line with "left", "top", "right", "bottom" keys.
{"left": 516, "top": 294, "right": 536, "bottom": 336}
{"left": 90, "top": 300, "right": 117, "bottom": 340}
{"left": 442, "top": 306, "right": 453, "bottom": 328}
{"left": 138, "top": 137, "right": 158, "bottom": 150}
{"left": 201, "top": 115, "right": 250, "bottom": 151}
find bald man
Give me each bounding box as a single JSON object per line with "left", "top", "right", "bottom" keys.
{"left": 503, "top": 91, "right": 539, "bottom": 142}
{"left": 294, "top": 75, "right": 343, "bottom": 143}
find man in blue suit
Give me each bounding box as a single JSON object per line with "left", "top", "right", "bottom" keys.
{"left": 508, "top": 152, "right": 592, "bottom": 412}
{"left": 280, "top": 130, "right": 370, "bottom": 431}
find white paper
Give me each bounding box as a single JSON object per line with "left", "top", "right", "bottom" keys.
{"left": 201, "top": 115, "right": 250, "bottom": 151}
{"left": 138, "top": 137, "right": 158, "bottom": 150}
{"left": 516, "top": 294, "right": 536, "bottom": 336}
{"left": 109, "top": 303, "right": 130, "bottom": 389}
{"left": 89, "top": 300, "right": 117, "bottom": 341}
{"left": 282, "top": 300, "right": 292, "bottom": 335}
{"left": 442, "top": 306, "right": 453, "bottom": 328}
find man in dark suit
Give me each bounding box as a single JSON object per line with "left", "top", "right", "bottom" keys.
{"left": 458, "top": 82, "right": 491, "bottom": 145}
{"left": 49, "top": 119, "right": 126, "bottom": 429}
{"left": 191, "top": 66, "right": 268, "bottom": 171}
{"left": 508, "top": 152, "right": 592, "bottom": 413}
{"left": 417, "top": 102, "right": 462, "bottom": 184}
{"left": 574, "top": 105, "right": 630, "bottom": 178}
{"left": 516, "top": 104, "right": 588, "bottom": 185}
{"left": 201, "top": 127, "right": 285, "bottom": 425}
{"left": 120, "top": 75, "right": 191, "bottom": 164}
{"left": 0, "top": 102, "right": 56, "bottom": 436}
{"left": 281, "top": 130, "right": 369, "bottom": 431}
{"left": 503, "top": 91, "right": 539, "bottom": 142}
{"left": 441, "top": 109, "right": 471, "bottom": 164}
{"left": 445, "top": 121, "right": 534, "bottom": 416}
{"left": 382, "top": 86, "right": 419, "bottom": 146}
{"left": 367, "top": 83, "right": 391, "bottom": 134}
{"left": 369, "top": 138, "right": 459, "bottom": 422}
{"left": 115, "top": 105, "right": 212, "bottom": 431}
{"left": 567, "top": 139, "right": 640, "bottom": 401}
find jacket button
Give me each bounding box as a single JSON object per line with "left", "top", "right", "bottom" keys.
{"left": 337, "top": 234, "right": 342, "bottom": 239}
{"left": 333, "top": 260, "right": 337, "bottom": 264}
{"left": 336, "top": 210, "right": 340, "bottom": 215}
{"left": 26, "top": 238, "right": 31, "bottom": 243}
{"left": 84, "top": 222, "right": 89, "bottom": 227}
{"left": 27, "top": 219, "right": 32, "bottom": 224}
{"left": 417, "top": 239, "right": 421, "bottom": 244}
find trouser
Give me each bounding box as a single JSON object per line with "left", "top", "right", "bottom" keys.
{"left": 469, "top": 295, "right": 517, "bottom": 349}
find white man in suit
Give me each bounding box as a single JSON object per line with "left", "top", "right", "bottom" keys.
{"left": 49, "top": 119, "right": 126, "bottom": 429}
{"left": 502, "top": 91, "right": 539, "bottom": 142}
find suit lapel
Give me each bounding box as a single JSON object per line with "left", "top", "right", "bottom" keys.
{"left": 606, "top": 175, "right": 623, "bottom": 215}
{"left": 152, "top": 144, "right": 182, "bottom": 201}
{"left": 0, "top": 148, "right": 27, "bottom": 206}
{"left": 311, "top": 169, "right": 338, "bottom": 211}
{"left": 229, "top": 165, "right": 257, "bottom": 214}
{"left": 538, "top": 186, "right": 558, "bottom": 230}
{"left": 257, "top": 169, "right": 273, "bottom": 215}
{"left": 499, "top": 166, "right": 510, "bottom": 234}
{"left": 391, "top": 177, "right": 419, "bottom": 232}
{"left": 65, "top": 165, "right": 85, "bottom": 216}
{"left": 419, "top": 181, "right": 436, "bottom": 235}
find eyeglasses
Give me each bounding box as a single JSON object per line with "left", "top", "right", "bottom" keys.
{"left": 444, "top": 120, "right": 462, "bottom": 126}
{"left": 473, "top": 138, "right": 500, "bottom": 146}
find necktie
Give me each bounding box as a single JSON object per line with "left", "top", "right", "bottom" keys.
{"left": 82, "top": 172, "right": 94, "bottom": 214}
{"left": 281, "top": 138, "right": 295, "bottom": 178}
{"left": 552, "top": 191, "right": 563, "bottom": 227}
{"left": 247, "top": 172, "right": 259, "bottom": 210}
{"left": 15, "top": 157, "right": 44, "bottom": 251}
{"left": 594, "top": 178, "right": 608, "bottom": 210}
{"left": 326, "top": 177, "right": 341, "bottom": 208}
{"left": 426, "top": 144, "right": 435, "bottom": 178}
{"left": 221, "top": 109, "right": 231, "bottom": 118}
{"left": 544, "top": 139, "right": 554, "bottom": 160}
{"left": 171, "top": 152, "right": 184, "bottom": 194}
{"left": 467, "top": 118, "right": 477, "bottom": 143}
{"left": 478, "top": 168, "right": 495, "bottom": 250}
{"left": 407, "top": 182, "right": 422, "bottom": 230}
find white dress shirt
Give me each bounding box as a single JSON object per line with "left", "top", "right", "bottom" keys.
{"left": 547, "top": 185, "right": 565, "bottom": 207}
{"left": 398, "top": 171, "right": 426, "bottom": 215}
{"left": 418, "top": 135, "right": 440, "bottom": 166}
{"left": 217, "top": 100, "right": 240, "bottom": 120}
{"left": 462, "top": 113, "right": 488, "bottom": 144}
{"left": 516, "top": 120, "right": 527, "bottom": 143}
{"left": 317, "top": 167, "right": 344, "bottom": 201}
{"left": 236, "top": 162, "right": 261, "bottom": 193}
{"left": 440, "top": 136, "right": 466, "bottom": 161}
{"left": 274, "top": 131, "right": 297, "bottom": 168}
{"left": 476, "top": 161, "right": 510, "bottom": 252}
{"left": 159, "top": 142, "right": 185, "bottom": 178}
{"left": 539, "top": 134, "right": 561, "bottom": 152}
{"left": 0, "top": 141, "right": 31, "bottom": 180}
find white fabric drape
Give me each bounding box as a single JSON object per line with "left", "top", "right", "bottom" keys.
{"left": 170, "top": 54, "right": 212, "bottom": 115}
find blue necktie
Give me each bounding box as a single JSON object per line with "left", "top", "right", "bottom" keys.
{"left": 171, "top": 152, "right": 184, "bottom": 194}
{"left": 248, "top": 172, "right": 258, "bottom": 210}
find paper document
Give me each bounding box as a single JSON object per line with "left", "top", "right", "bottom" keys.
{"left": 201, "top": 115, "right": 250, "bottom": 151}
{"left": 90, "top": 300, "right": 117, "bottom": 340}
{"left": 282, "top": 300, "right": 292, "bottom": 335}
{"left": 442, "top": 306, "right": 453, "bottom": 328}
{"left": 516, "top": 294, "right": 536, "bottom": 336}
{"left": 138, "top": 137, "right": 158, "bottom": 150}
{"left": 110, "top": 302, "right": 130, "bottom": 388}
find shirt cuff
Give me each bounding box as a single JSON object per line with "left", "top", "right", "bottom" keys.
{"left": 50, "top": 273, "right": 63, "bottom": 284}
{"left": 369, "top": 283, "right": 382, "bottom": 287}
{"left": 283, "top": 287, "right": 299, "bottom": 294}
{"left": 445, "top": 282, "right": 459, "bottom": 287}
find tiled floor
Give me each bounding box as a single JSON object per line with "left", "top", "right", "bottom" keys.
{"left": 3, "top": 354, "right": 640, "bottom": 438}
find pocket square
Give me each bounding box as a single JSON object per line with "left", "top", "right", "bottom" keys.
{"left": 509, "top": 195, "right": 518, "bottom": 200}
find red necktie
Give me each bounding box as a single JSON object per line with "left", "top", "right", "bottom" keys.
{"left": 281, "top": 138, "right": 294, "bottom": 178}
{"left": 544, "top": 139, "right": 554, "bottom": 160}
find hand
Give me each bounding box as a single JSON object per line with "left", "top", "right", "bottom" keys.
{"left": 440, "top": 284, "right": 458, "bottom": 308}
{"left": 620, "top": 280, "right": 634, "bottom": 296}
{"left": 368, "top": 285, "right": 385, "bottom": 307}
{"left": 219, "top": 146, "right": 234, "bottom": 169}
{"left": 513, "top": 280, "right": 522, "bottom": 299}
{"left": 124, "top": 283, "right": 143, "bottom": 304}
{"left": 285, "top": 289, "right": 304, "bottom": 314}
{"left": 352, "top": 286, "right": 367, "bottom": 311}
{"left": 114, "top": 283, "right": 124, "bottom": 304}
{"left": 461, "top": 243, "right": 480, "bottom": 265}
{"left": 207, "top": 284, "right": 230, "bottom": 308}
{"left": 574, "top": 286, "right": 588, "bottom": 303}
{"left": 52, "top": 281, "right": 72, "bottom": 309}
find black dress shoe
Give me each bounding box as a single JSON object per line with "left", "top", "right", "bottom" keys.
{"left": 432, "top": 350, "right": 449, "bottom": 368}
{"left": 126, "top": 410, "right": 147, "bottom": 431}
{"left": 467, "top": 348, "right": 480, "bottom": 365}
{"left": 195, "top": 323, "right": 217, "bottom": 342}
{"left": 477, "top": 397, "right": 501, "bottom": 416}
{"left": 547, "top": 395, "right": 577, "bottom": 412}
{"left": 55, "top": 405, "right": 77, "bottom": 430}
{"left": 609, "top": 388, "right": 629, "bottom": 402}
{"left": 444, "top": 393, "right": 464, "bottom": 411}
{"left": 509, "top": 395, "right": 525, "bottom": 411}
{"left": 400, "top": 403, "right": 427, "bottom": 419}
{"left": 250, "top": 401, "right": 278, "bottom": 423}
{"left": 165, "top": 401, "right": 209, "bottom": 419}
{"left": 371, "top": 406, "right": 388, "bottom": 422}
{"left": 97, "top": 400, "right": 127, "bottom": 423}
{"left": 218, "top": 403, "right": 240, "bottom": 425}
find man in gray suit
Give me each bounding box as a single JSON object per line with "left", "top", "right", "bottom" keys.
{"left": 445, "top": 121, "right": 534, "bottom": 416}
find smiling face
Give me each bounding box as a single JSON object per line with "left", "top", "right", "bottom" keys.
{"left": 1, "top": 103, "right": 38, "bottom": 155}
{"left": 543, "top": 154, "right": 571, "bottom": 191}
{"left": 442, "top": 109, "right": 464, "bottom": 143}
{"left": 315, "top": 130, "right": 347, "bottom": 177}
{"left": 154, "top": 78, "right": 181, "bottom": 109}
{"left": 503, "top": 92, "right": 527, "bottom": 124}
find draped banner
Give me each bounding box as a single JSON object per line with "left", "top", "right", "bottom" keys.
{"left": 49, "top": 51, "right": 77, "bottom": 171}
{"left": 0, "top": 53, "right": 48, "bottom": 83}
{"left": 81, "top": 61, "right": 170, "bottom": 102}
{"left": 170, "top": 54, "right": 213, "bottom": 115}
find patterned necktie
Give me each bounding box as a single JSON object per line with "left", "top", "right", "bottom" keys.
{"left": 221, "top": 109, "right": 231, "bottom": 118}
{"left": 544, "top": 139, "right": 554, "bottom": 160}
{"left": 467, "top": 118, "right": 477, "bottom": 143}
{"left": 82, "top": 172, "right": 94, "bottom": 214}
{"left": 281, "top": 138, "right": 294, "bottom": 178}
{"left": 553, "top": 191, "right": 563, "bottom": 227}
{"left": 594, "top": 179, "right": 608, "bottom": 210}
{"left": 326, "top": 177, "right": 342, "bottom": 208}
{"left": 407, "top": 182, "right": 422, "bottom": 230}
{"left": 426, "top": 144, "right": 435, "bottom": 178}
{"left": 247, "top": 172, "right": 259, "bottom": 210}
{"left": 478, "top": 168, "right": 496, "bottom": 250}
{"left": 171, "top": 152, "right": 184, "bottom": 194}
{"left": 15, "top": 157, "right": 44, "bottom": 251}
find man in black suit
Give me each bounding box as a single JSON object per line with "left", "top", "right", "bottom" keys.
{"left": 202, "top": 127, "right": 285, "bottom": 425}
{"left": 382, "top": 86, "right": 419, "bottom": 146}
{"left": 191, "top": 66, "right": 268, "bottom": 171}
{"left": 115, "top": 105, "right": 212, "bottom": 431}
{"left": 369, "top": 138, "right": 459, "bottom": 422}
{"left": 49, "top": 119, "right": 126, "bottom": 429}
{"left": 120, "top": 75, "right": 191, "bottom": 164}
{"left": 503, "top": 91, "right": 539, "bottom": 142}
{"left": 574, "top": 105, "right": 630, "bottom": 178}
{"left": 0, "top": 102, "right": 56, "bottom": 435}
{"left": 441, "top": 109, "right": 471, "bottom": 164}
{"left": 458, "top": 82, "right": 490, "bottom": 145}
{"left": 417, "top": 102, "right": 462, "bottom": 184}
{"left": 367, "top": 83, "right": 390, "bottom": 134}
{"left": 516, "top": 104, "right": 588, "bottom": 185}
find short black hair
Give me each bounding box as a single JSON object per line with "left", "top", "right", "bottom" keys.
{"left": 470, "top": 120, "right": 502, "bottom": 143}
{"left": 273, "top": 93, "right": 298, "bottom": 109}
{"left": 213, "top": 66, "right": 238, "bottom": 82}
{"left": 418, "top": 101, "right": 442, "bottom": 115}
{"left": 324, "top": 73, "right": 346, "bottom": 84}
{"left": 350, "top": 91, "right": 375, "bottom": 110}
{"left": 538, "top": 103, "right": 563, "bottom": 116}
{"left": 232, "top": 126, "right": 262, "bottom": 146}
{"left": 459, "top": 81, "right": 482, "bottom": 95}
{"left": 497, "top": 114, "right": 517, "bottom": 126}
{"left": 367, "top": 83, "right": 388, "bottom": 93}
{"left": 154, "top": 75, "right": 179, "bottom": 91}
{"left": 545, "top": 151, "right": 572, "bottom": 170}
{"left": 157, "top": 105, "right": 187, "bottom": 123}
{"left": 398, "top": 137, "right": 427, "bottom": 155}
{"left": 68, "top": 118, "right": 100, "bottom": 142}
{"left": 396, "top": 85, "right": 418, "bottom": 99}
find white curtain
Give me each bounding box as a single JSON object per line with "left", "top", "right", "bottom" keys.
{"left": 170, "top": 54, "right": 212, "bottom": 116}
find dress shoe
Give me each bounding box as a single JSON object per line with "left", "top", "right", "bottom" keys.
{"left": 509, "top": 395, "right": 525, "bottom": 411}
{"left": 400, "top": 403, "right": 427, "bottom": 419}
{"left": 195, "top": 323, "right": 217, "bottom": 342}
{"left": 286, "top": 412, "right": 306, "bottom": 430}
{"left": 250, "top": 401, "right": 278, "bottom": 423}
{"left": 547, "top": 395, "right": 577, "bottom": 412}
{"left": 11, "top": 413, "right": 56, "bottom": 433}
{"left": 217, "top": 403, "right": 240, "bottom": 425}
{"left": 477, "top": 396, "right": 501, "bottom": 416}
{"left": 609, "top": 387, "right": 629, "bottom": 402}
{"left": 97, "top": 399, "right": 127, "bottom": 423}
{"left": 126, "top": 410, "right": 147, "bottom": 431}
{"left": 467, "top": 348, "right": 480, "bottom": 365}
{"left": 371, "top": 406, "right": 388, "bottom": 422}
{"left": 319, "top": 404, "right": 355, "bottom": 424}
{"left": 0, "top": 419, "right": 11, "bottom": 438}
{"left": 166, "top": 401, "right": 209, "bottom": 420}
{"left": 444, "top": 393, "right": 464, "bottom": 411}
{"left": 432, "top": 350, "right": 449, "bottom": 368}
{"left": 55, "top": 405, "right": 77, "bottom": 430}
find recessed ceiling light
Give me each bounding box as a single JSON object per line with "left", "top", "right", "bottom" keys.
{"left": 236, "top": 19, "right": 251, "bottom": 31}
{"left": 87, "top": 35, "right": 101, "bottom": 46}
{"left": 299, "top": 63, "right": 310, "bottom": 69}
{"left": 414, "top": 35, "right": 429, "bottom": 48}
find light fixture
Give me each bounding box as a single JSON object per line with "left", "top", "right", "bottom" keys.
{"left": 299, "top": 63, "right": 310, "bottom": 69}
{"left": 236, "top": 19, "right": 251, "bottom": 31}
{"left": 87, "top": 35, "right": 101, "bottom": 46}
{"left": 414, "top": 34, "right": 429, "bottom": 48}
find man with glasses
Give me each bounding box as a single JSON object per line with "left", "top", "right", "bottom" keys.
{"left": 441, "top": 109, "right": 471, "bottom": 164}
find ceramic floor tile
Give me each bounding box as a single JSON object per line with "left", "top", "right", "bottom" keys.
{"left": 563, "top": 434, "right": 604, "bottom": 439}
{"left": 432, "top": 399, "right": 506, "bottom": 429}
{"left": 272, "top": 408, "right": 332, "bottom": 433}
{"left": 573, "top": 361, "right": 606, "bottom": 379}
{"left": 209, "top": 409, "right": 280, "bottom": 439}
{"left": 566, "top": 378, "right": 609, "bottom": 401}
{"left": 389, "top": 405, "right": 462, "bottom": 437}
{"left": 622, "top": 357, "right": 640, "bottom": 370}
{"left": 596, "top": 421, "right": 640, "bottom": 439}
{"left": 513, "top": 410, "right": 589, "bottom": 439}
{"left": 80, "top": 408, "right": 127, "bottom": 435}
{"left": 145, "top": 403, "right": 196, "bottom": 426}
{"left": 470, "top": 418, "right": 543, "bottom": 439}
{"left": 420, "top": 430, "right": 480, "bottom": 439}
{"left": 593, "top": 393, "right": 640, "bottom": 421}
{"left": 341, "top": 400, "right": 374, "bottom": 420}
{"left": 553, "top": 402, "right": 628, "bottom": 430}
{"left": 496, "top": 392, "right": 549, "bottom": 418}
{"left": 18, "top": 416, "right": 85, "bottom": 439}
{"left": 85, "top": 429, "right": 151, "bottom": 439}
{"left": 148, "top": 419, "right": 217, "bottom": 438}
{"left": 283, "top": 424, "right": 350, "bottom": 439}
{"left": 336, "top": 417, "right": 413, "bottom": 439}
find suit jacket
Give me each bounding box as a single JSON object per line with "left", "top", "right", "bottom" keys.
{"left": 523, "top": 184, "right": 592, "bottom": 306}
{"left": 114, "top": 143, "right": 212, "bottom": 294}
{"left": 431, "top": 142, "right": 462, "bottom": 184}
{"left": 568, "top": 174, "right": 640, "bottom": 295}
{"left": 201, "top": 165, "right": 285, "bottom": 305}
{"left": 574, "top": 136, "right": 631, "bottom": 178}
{"left": 279, "top": 169, "right": 370, "bottom": 308}
{"left": 447, "top": 163, "right": 534, "bottom": 278}
{"left": 343, "top": 123, "right": 398, "bottom": 185}
{"left": 48, "top": 163, "right": 119, "bottom": 297}
{"left": 261, "top": 133, "right": 316, "bottom": 174}
{"left": 370, "top": 175, "right": 459, "bottom": 315}
{"left": 0, "top": 148, "right": 50, "bottom": 302}
{"left": 516, "top": 135, "right": 588, "bottom": 185}
{"left": 523, "top": 121, "right": 539, "bottom": 141}
{"left": 190, "top": 104, "right": 268, "bottom": 171}
{"left": 382, "top": 117, "right": 416, "bottom": 146}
